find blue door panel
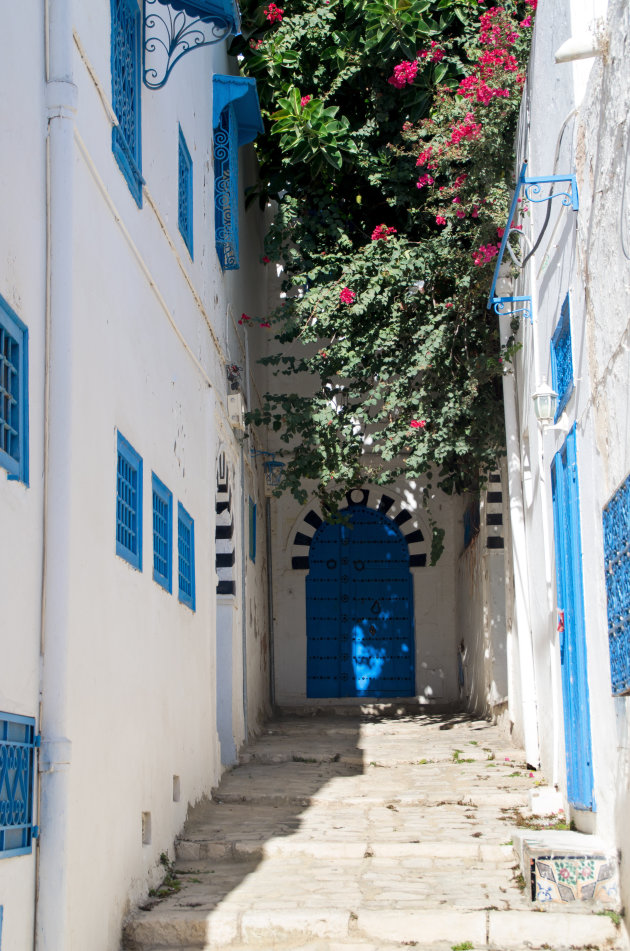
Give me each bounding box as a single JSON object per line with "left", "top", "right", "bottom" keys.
{"left": 307, "top": 507, "right": 415, "bottom": 698}
{"left": 551, "top": 427, "right": 595, "bottom": 810}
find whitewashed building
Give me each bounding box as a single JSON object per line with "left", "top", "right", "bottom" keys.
{"left": 0, "top": 1, "right": 273, "bottom": 948}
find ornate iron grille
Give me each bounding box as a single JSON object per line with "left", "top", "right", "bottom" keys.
{"left": 603, "top": 473, "right": 630, "bottom": 695}
{"left": 551, "top": 296, "right": 573, "bottom": 421}
{"left": 152, "top": 475, "right": 172, "bottom": 591}
{"left": 178, "top": 503, "right": 195, "bottom": 609}
{"left": 214, "top": 106, "right": 239, "bottom": 270}
{"left": 116, "top": 434, "right": 142, "bottom": 569}
{"left": 0, "top": 326, "right": 19, "bottom": 465}
{"left": 0, "top": 713, "right": 39, "bottom": 857}
{"left": 178, "top": 127, "right": 193, "bottom": 256}
{"left": 111, "top": 0, "right": 143, "bottom": 205}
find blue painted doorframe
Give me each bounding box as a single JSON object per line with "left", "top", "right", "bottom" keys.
{"left": 551, "top": 426, "right": 595, "bottom": 810}
{"left": 306, "top": 506, "right": 415, "bottom": 698}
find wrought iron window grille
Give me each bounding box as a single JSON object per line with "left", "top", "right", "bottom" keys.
{"left": 0, "top": 296, "right": 28, "bottom": 485}
{"left": 111, "top": 0, "right": 144, "bottom": 206}
{"left": 0, "top": 713, "right": 40, "bottom": 858}
{"left": 116, "top": 432, "right": 143, "bottom": 570}
{"left": 143, "top": 0, "right": 240, "bottom": 90}
{"left": 152, "top": 473, "right": 172, "bottom": 592}
{"left": 178, "top": 126, "right": 193, "bottom": 258}
{"left": 178, "top": 502, "right": 196, "bottom": 610}
{"left": 487, "top": 161, "right": 579, "bottom": 321}
{"left": 551, "top": 295, "right": 574, "bottom": 422}
{"left": 603, "top": 473, "right": 630, "bottom": 696}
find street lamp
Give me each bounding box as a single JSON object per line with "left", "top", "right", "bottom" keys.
{"left": 532, "top": 379, "right": 558, "bottom": 427}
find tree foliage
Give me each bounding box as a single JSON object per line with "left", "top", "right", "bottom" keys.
{"left": 230, "top": 0, "right": 536, "bottom": 508}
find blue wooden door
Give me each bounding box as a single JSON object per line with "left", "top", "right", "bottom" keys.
{"left": 551, "top": 426, "right": 595, "bottom": 810}
{"left": 306, "top": 507, "right": 415, "bottom": 698}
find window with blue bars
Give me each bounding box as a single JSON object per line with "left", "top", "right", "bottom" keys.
{"left": 116, "top": 432, "right": 142, "bottom": 570}
{"left": 214, "top": 105, "right": 239, "bottom": 270}
{"left": 111, "top": 0, "right": 143, "bottom": 206}
{"left": 602, "top": 472, "right": 630, "bottom": 696}
{"left": 178, "top": 126, "right": 193, "bottom": 258}
{"left": 0, "top": 295, "right": 28, "bottom": 484}
{"left": 152, "top": 474, "right": 172, "bottom": 592}
{"left": 249, "top": 497, "right": 256, "bottom": 563}
{"left": 0, "top": 712, "right": 39, "bottom": 858}
{"left": 178, "top": 502, "right": 195, "bottom": 610}
{"left": 550, "top": 294, "right": 573, "bottom": 422}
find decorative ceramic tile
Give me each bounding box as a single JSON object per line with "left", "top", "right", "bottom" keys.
{"left": 532, "top": 854, "right": 619, "bottom": 905}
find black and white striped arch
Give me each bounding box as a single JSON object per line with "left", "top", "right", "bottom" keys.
{"left": 216, "top": 450, "right": 236, "bottom": 595}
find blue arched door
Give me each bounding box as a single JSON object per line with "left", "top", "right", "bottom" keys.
{"left": 306, "top": 507, "right": 415, "bottom": 698}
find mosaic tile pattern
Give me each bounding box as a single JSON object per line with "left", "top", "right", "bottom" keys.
{"left": 532, "top": 854, "right": 619, "bottom": 905}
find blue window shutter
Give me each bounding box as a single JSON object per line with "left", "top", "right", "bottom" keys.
{"left": 152, "top": 473, "right": 172, "bottom": 592}
{"left": 116, "top": 432, "right": 143, "bottom": 570}
{"left": 0, "top": 713, "right": 38, "bottom": 858}
{"left": 111, "top": 0, "right": 144, "bottom": 206}
{"left": 603, "top": 472, "right": 630, "bottom": 696}
{"left": 0, "top": 295, "right": 28, "bottom": 485}
{"left": 550, "top": 294, "right": 574, "bottom": 422}
{"left": 178, "top": 126, "right": 193, "bottom": 258}
{"left": 178, "top": 502, "right": 195, "bottom": 610}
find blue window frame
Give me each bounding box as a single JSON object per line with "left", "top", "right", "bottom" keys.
{"left": 111, "top": 0, "right": 143, "bottom": 207}
{"left": 0, "top": 295, "right": 28, "bottom": 485}
{"left": 116, "top": 432, "right": 142, "bottom": 570}
{"left": 0, "top": 712, "right": 39, "bottom": 858}
{"left": 178, "top": 502, "right": 195, "bottom": 610}
{"left": 603, "top": 472, "right": 630, "bottom": 696}
{"left": 178, "top": 126, "right": 193, "bottom": 258}
{"left": 249, "top": 497, "right": 256, "bottom": 563}
{"left": 550, "top": 294, "right": 573, "bottom": 422}
{"left": 152, "top": 474, "right": 172, "bottom": 592}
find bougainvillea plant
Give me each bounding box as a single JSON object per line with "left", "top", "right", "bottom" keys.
{"left": 230, "top": 0, "right": 536, "bottom": 525}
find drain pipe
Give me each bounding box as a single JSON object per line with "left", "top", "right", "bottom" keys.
{"left": 240, "top": 445, "right": 249, "bottom": 738}
{"left": 265, "top": 496, "right": 276, "bottom": 709}
{"left": 36, "top": 0, "right": 76, "bottom": 949}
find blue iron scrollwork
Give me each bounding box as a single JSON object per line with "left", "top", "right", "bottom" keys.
{"left": 492, "top": 295, "right": 533, "bottom": 323}
{"left": 523, "top": 180, "right": 577, "bottom": 208}
{"left": 143, "top": 0, "right": 239, "bottom": 90}
{"left": 214, "top": 106, "right": 239, "bottom": 269}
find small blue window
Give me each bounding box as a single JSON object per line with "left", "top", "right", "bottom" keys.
{"left": 111, "top": 0, "right": 143, "bottom": 206}
{"left": 0, "top": 295, "right": 28, "bottom": 485}
{"left": 0, "top": 712, "right": 39, "bottom": 858}
{"left": 178, "top": 502, "right": 195, "bottom": 610}
{"left": 603, "top": 473, "right": 630, "bottom": 696}
{"left": 116, "top": 432, "right": 142, "bottom": 570}
{"left": 178, "top": 127, "right": 193, "bottom": 258}
{"left": 152, "top": 474, "right": 172, "bottom": 592}
{"left": 249, "top": 497, "right": 257, "bottom": 563}
{"left": 550, "top": 294, "right": 573, "bottom": 422}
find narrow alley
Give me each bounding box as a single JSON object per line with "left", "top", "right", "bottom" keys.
{"left": 123, "top": 710, "right": 621, "bottom": 951}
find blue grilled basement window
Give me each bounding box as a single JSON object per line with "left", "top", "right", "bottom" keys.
{"left": 178, "top": 126, "right": 193, "bottom": 258}
{"left": 152, "top": 473, "right": 172, "bottom": 592}
{"left": 213, "top": 75, "right": 264, "bottom": 271}
{"left": 603, "top": 473, "right": 630, "bottom": 696}
{"left": 178, "top": 502, "right": 195, "bottom": 610}
{"left": 550, "top": 294, "right": 573, "bottom": 422}
{"left": 116, "top": 432, "right": 143, "bottom": 570}
{"left": 0, "top": 713, "right": 39, "bottom": 858}
{"left": 111, "top": 0, "right": 144, "bottom": 206}
{"left": 0, "top": 295, "right": 28, "bottom": 485}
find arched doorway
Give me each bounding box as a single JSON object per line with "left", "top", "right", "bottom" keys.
{"left": 306, "top": 507, "right": 415, "bottom": 698}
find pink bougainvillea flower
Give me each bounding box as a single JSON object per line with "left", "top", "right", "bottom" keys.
{"left": 259, "top": 321, "right": 271, "bottom": 328}
{"left": 238, "top": 313, "right": 251, "bottom": 324}
{"left": 435, "top": 215, "right": 447, "bottom": 225}
{"left": 416, "top": 174, "right": 434, "bottom": 190}
{"left": 410, "top": 419, "right": 426, "bottom": 429}
{"left": 319, "top": 349, "right": 327, "bottom": 358}
{"left": 388, "top": 59, "right": 418, "bottom": 89}
{"left": 371, "top": 224, "right": 397, "bottom": 240}
{"left": 339, "top": 287, "right": 356, "bottom": 304}
{"left": 300, "top": 95, "right": 311, "bottom": 106}
{"left": 497, "top": 226, "right": 505, "bottom": 238}
{"left": 456, "top": 210, "right": 466, "bottom": 218}
{"left": 264, "top": 2, "right": 284, "bottom": 22}
{"left": 262, "top": 255, "right": 270, "bottom": 263}
{"left": 473, "top": 243, "right": 499, "bottom": 266}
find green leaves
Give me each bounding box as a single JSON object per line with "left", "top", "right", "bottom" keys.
{"left": 270, "top": 91, "right": 356, "bottom": 171}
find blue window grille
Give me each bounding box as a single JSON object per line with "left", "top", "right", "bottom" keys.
{"left": 0, "top": 295, "right": 28, "bottom": 485}
{"left": 0, "top": 713, "right": 39, "bottom": 858}
{"left": 550, "top": 294, "right": 573, "bottom": 422}
{"left": 214, "top": 105, "right": 239, "bottom": 270}
{"left": 111, "top": 0, "right": 143, "bottom": 207}
{"left": 116, "top": 432, "right": 142, "bottom": 570}
{"left": 178, "top": 126, "right": 193, "bottom": 258}
{"left": 152, "top": 474, "right": 172, "bottom": 592}
{"left": 178, "top": 502, "right": 195, "bottom": 610}
{"left": 603, "top": 472, "right": 630, "bottom": 696}
{"left": 249, "top": 497, "right": 256, "bottom": 563}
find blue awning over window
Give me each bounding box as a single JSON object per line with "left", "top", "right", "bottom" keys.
{"left": 212, "top": 75, "right": 264, "bottom": 147}
{"left": 156, "top": 0, "right": 241, "bottom": 34}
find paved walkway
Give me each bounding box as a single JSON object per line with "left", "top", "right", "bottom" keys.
{"left": 123, "top": 709, "right": 622, "bottom": 951}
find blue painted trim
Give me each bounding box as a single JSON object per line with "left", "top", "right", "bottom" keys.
{"left": 178, "top": 125, "right": 193, "bottom": 258}
{"left": 116, "top": 432, "right": 143, "bottom": 571}
{"left": 152, "top": 473, "right": 172, "bottom": 593}
{"left": 111, "top": 0, "right": 144, "bottom": 207}
{"left": 177, "top": 502, "right": 195, "bottom": 610}
{"left": 0, "top": 712, "right": 38, "bottom": 858}
{"left": 0, "top": 294, "right": 29, "bottom": 485}
{"left": 550, "top": 293, "right": 574, "bottom": 422}
{"left": 602, "top": 472, "right": 630, "bottom": 696}
{"left": 0, "top": 904, "right": 3, "bottom": 948}
{"left": 212, "top": 75, "right": 264, "bottom": 146}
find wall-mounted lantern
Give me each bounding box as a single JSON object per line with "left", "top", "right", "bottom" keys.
{"left": 532, "top": 380, "right": 558, "bottom": 427}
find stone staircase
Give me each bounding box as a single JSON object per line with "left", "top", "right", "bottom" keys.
{"left": 123, "top": 710, "right": 625, "bottom": 951}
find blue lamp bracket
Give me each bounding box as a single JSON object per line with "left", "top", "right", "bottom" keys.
{"left": 143, "top": 0, "right": 241, "bottom": 90}
{"left": 487, "top": 162, "right": 578, "bottom": 320}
